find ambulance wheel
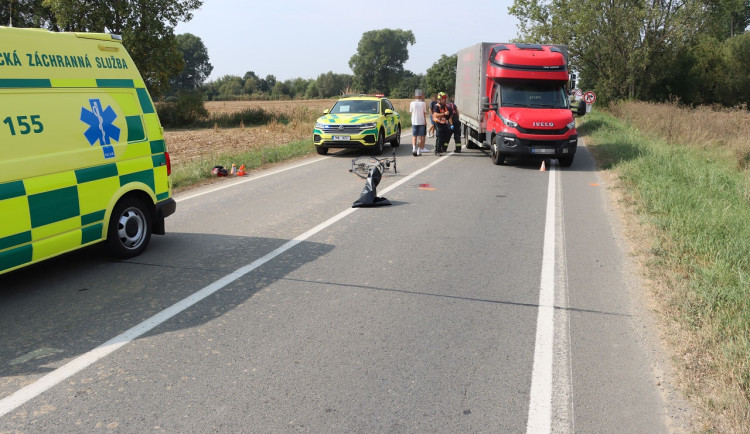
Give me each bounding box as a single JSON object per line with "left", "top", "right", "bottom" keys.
{"left": 106, "top": 196, "right": 152, "bottom": 259}
{"left": 390, "top": 125, "right": 401, "bottom": 147}
{"left": 373, "top": 129, "right": 385, "bottom": 155}
{"left": 491, "top": 138, "right": 505, "bottom": 165}
{"left": 316, "top": 146, "right": 329, "bottom": 155}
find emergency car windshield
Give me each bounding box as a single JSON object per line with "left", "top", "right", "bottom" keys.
{"left": 330, "top": 100, "right": 380, "bottom": 115}
{"left": 499, "top": 81, "right": 568, "bottom": 109}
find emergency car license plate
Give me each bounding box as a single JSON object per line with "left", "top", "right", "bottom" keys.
{"left": 332, "top": 135, "right": 350, "bottom": 141}
{"left": 531, "top": 148, "right": 555, "bottom": 154}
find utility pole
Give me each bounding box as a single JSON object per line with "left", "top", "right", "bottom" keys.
{"left": 9, "top": 0, "right": 13, "bottom": 27}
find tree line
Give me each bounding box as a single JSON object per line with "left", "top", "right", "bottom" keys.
{"left": 509, "top": 0, "right": 750, "bottom": 106}
{"left": 5, "top": 1, "right": 745, "bottom": 107}
{"left": 196, "top": 29, "right": 457, "bottom": 101}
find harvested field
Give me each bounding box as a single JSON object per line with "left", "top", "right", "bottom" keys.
{"left": 165, "top": 99, "right": 412, "bottom": 168}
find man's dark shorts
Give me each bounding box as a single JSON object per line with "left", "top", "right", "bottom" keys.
{"left": 412, "top": 125, "right": 426, "bottom": 137}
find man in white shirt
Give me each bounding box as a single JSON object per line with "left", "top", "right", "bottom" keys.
{"left": 409, "top": 89, "right": 430, "bottom": 156}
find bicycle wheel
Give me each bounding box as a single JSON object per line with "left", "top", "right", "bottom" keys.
{"left": 349, "top": 156, "right": 382, "bottom": 179}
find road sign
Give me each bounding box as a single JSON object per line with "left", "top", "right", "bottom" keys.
{"left": 583, "top": 91, "right": 596, "bottom": 104}
{"left": 575, "top": 89, "right": 583, "bottom": 97}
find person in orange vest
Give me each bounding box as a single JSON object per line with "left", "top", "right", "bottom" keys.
{"left": 432, "top": 92, "right": 452, "bottom": 155}
{"left": 445, "top": 96, "right": 461, "bottom": 153}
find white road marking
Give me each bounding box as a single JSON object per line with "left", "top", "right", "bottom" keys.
{"left": 175, "top": 132, "right": 415, "bottom": 203}
{"left": 527, "top": 160, "right": 558, "bottom": 433}
{"left": 0, "top": 140, "right": 445, "bottom": 419}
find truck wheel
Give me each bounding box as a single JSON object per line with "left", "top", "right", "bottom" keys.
{"left": 558, "top": 155, "right": 574, "bottom": 167}
{"left": 373, "top": 129, "right": 385, "bottom": 155}
{"left": 316, "top": 146, "right": 329, "bottom": 155}
{"left": 105, "top": 196, "right": 152, "bottom": 259}
{"left": 390, "top": 125, "right": 401, "bottom": 147}
{"left": 465, "top": 126, "right": 478, "bottom": 149}
{"left": 491, "top": 138, "right": 505, "bottom": 165}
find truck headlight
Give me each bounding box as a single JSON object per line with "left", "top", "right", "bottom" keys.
{"left": 567, "top": 120, "right": 576, "bottom": 129}
{"left": 499, "top": 114, "right": 518, "bottom": 128}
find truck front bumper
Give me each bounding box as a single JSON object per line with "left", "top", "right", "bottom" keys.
{"left": 497, "top": 133, "right": 577, "bottom": 158}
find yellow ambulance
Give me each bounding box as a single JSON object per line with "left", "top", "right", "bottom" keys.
{"left": 0, "top": 27, "right": 175, "bottom": 275}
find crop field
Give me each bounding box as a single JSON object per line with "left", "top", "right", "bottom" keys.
{"left": 164, "top": 99, "right": 413, "bottom": 168}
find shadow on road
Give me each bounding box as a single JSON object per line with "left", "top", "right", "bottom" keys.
{"left": 0, "top": 232, "right": 333, "bottom": 384}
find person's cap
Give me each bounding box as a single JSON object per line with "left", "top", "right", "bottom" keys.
{"left": 438, "top": 92, "right": 446, "bottom": 99}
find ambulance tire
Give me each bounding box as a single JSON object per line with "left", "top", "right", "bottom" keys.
{"left": 373, "top": 129, "right": 385, "bottom": 155}
{"left": 390, "top": 125, "right": 401, "bottom": 147}
{"left": 316, "top": 146, "right": 329, "bottom": 155}
{"left": 106, "top": 196, "right": 153, "bottom": 259}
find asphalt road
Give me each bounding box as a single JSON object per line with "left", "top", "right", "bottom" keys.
{"left": 0, "top": 134, "right": 687, "bottom": 432}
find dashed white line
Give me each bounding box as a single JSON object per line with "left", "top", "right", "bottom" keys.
{"left": 0, "top": 137, "right": 444, "bottom": 419}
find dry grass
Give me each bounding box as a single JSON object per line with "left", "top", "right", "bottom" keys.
{"left": 165, "top": 99, "right": 413, "bottom": 168}
{"left": 585, "top": 103, "right": 750, "bottom": 432}
{"left": 609, "top": 101, "right": 750, "bottom": 170}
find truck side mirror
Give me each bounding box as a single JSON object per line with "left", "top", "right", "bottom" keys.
{"left": 575, "top": 100, "right": 586, "bottom": 117}
{"left": 480, "top": 96, "right": 498, "bottom": 112}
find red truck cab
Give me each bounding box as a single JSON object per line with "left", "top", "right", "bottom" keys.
{"left": 484, "top": 43, "right": 577, "bottom": 166}
{"left": 456, "top": 42, "right": 582, "bottom": 167}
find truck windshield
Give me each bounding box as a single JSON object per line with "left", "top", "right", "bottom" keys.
{"left": 499, "top": 81, "right": 568, "bottom": 109}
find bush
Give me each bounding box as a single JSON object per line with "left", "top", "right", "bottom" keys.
{"left": 156, "top": 91, "right": 209, "bottom": 128}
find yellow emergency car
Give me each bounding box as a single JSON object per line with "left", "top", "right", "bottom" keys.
{"left": 0, "top": 27, "right": 175, "bottom": 275}
{"left": 313, "top": 95, "right": 401, "bottom": 155}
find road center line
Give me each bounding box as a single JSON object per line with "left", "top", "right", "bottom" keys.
{"left": 175, "top": 132, "right": 415, "bottom": 203}
{"left": 526, "top": 160, "right": 557, "bottom": 433}
{"left": 0, "top": 142, "right": 445, "bottom": 419}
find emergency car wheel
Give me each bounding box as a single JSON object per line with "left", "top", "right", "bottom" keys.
{"left": 390, "top": 126, "right": 401, "bottom": 147}
{"left": 106, "top": 197, "right": 152, "bottom": 259}
{"left": 373, "top": 129, "right": 385, "bottom": 155}
{"left": 491, "top": 138, "right": 505, "bottom": 165}
{"left": 316, "top": 146, "right": 329, "bottom": 155}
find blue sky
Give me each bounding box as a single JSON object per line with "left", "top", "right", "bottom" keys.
{"left": 174, "top": 0, "right": 519, "bottom": 82}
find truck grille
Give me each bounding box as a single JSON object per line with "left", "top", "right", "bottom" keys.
{"left": 517, "top": 126, "right": 569, "bottom": 135}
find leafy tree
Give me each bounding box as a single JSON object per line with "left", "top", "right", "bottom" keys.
{"left": 271, "top": 81, "right": 289, "bottom": 99}
{"left": 305, "top": 81, "right": 320, "bottom": 99}
{"left": 724, "top": 31, "right": 750, "bottom": 105}
{"left": 391, "top": 71, "right": 425, "bottom": 99}
{"left": 315, "top": 71, "right": 353, "bottom": 98}
{"left": 349, "top": 28, "right": 415, "bottom": 95}
{"left": 243, "top": 78, "right": 258, "bottom": 96}
{"left": 171, "top": 33, "right": 213, "bottom": 92}
{"left": 257, "top": 74, "right": 277, "bottom": 94}
{"left": 42, "top": 0, "right": 202, "bottom": 97}
{"left": 0, "top": 0, "right": 56, "bottom": 27}
{"left": 214, "top": 74, "right": 244, "bottom": 99}
{"left": 288, "top": 78, "right": 312, "bottom": 99}
{"left": 510, "top": 0, "right": 709, "bottom": 103}
{"left": 702, "top": 0, "right": 750, "bottom": 39}
{"left": 424, "top": 54, "right": 456, "bottom": 98}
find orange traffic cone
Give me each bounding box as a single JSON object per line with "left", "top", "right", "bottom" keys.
{"left": 539, "top": 160, "right": 546, "bottom": 172}
{"left": 236, "top": 164, "right": 246, "bottom": 176}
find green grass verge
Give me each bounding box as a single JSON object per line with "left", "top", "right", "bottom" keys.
{"left": 170, "top": 139, "right": 316, "bottom": 190}
{"left": 580, "top": 110, "right": 750, "bottom": 425}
